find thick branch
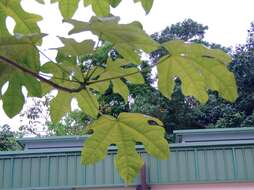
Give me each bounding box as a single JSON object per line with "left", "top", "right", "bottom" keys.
{"left": 0, "top": 55, "right": 84, "bottom": 93}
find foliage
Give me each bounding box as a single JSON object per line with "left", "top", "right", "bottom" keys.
{"left": 0, "top": 1, "right": 237, "bottom": 182}
{"left": 81, "top": 112, "right": 168, "bottom": 183}
{"left": 47, "top": 110, "right": 93, "bottom": 136}
{"left": 152, "top": 19, "right": 208, "bottom": 43}
{"left": 19, "top": 96, "right": 51, "bottom": 136}
{"left": 0, "top": 125, "right": 20, "bottom": 151}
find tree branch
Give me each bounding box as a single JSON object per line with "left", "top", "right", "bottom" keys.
{"left": 34, "top": 45, "right": 81, "bottom": 83}
{"left": 87, "top": 70, "right": 140, "bottom": 85}
{"left": 86, "top": 55, "right": 170, "bottom": 85}
{"left": 0, "top": 56, "right": 84, "bottom": 93}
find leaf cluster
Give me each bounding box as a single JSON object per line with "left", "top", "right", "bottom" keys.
{"left": 0, "top": 0, "right": 238, "bottom": 183}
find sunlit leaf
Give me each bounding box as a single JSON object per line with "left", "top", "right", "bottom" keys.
{"left": 134, "top": 0, "right": 154, "bottom": 14}
{"left": 51, "top": 0, "right": 79, "bottom": 19}
{"left": 84, "top": 0, "right": 110, "bottom": 16}
{"left": 65, "top": 17, "right": 159, "bottom": 64}
{"left": 58, "top": 37, "right": 95, "bottom": 57}
{"left": 158, "top": 40, "right": 238, "bottom": 103}
{"left": 82, "top": 112, "right": 169, "bottom": 183}
{"left": 88, "top": 59, "right": 144, "bottom": 101}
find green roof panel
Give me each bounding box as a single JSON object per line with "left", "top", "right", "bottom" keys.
{"left": 0, "top": 141, "right": 254, "bottom": 189}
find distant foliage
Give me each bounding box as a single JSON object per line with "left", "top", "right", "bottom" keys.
{"left": 0, "top": 125, "right": 20, "bottom": 151}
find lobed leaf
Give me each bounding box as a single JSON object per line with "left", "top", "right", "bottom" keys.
{"left": 0, "top": 0, "right": 42, "bottom": 35}
{"left": 157, "top": 40, "right": 238, "bottom": 103}
{"left": 0, "top": 34, "right": 45, "bottom": 117}
{"left": 84, "top": 0, "right": 110, "bottom": 17}
{"left": 51, "top": 0, "right": 79, "bottom": 19}
{"left": 81, "top": 112, "right": 169, "bottom": 183}
{"left": 58, "top": 37, "right": 95, "bottom": 57}
{"left": 88, "top": 59, "right": 144, "bottom": 101}
{"left": 65, "top": 17, "right": 159, "bottom": 64}
{"left": 134, "top": 0, "right": 154, "bottom": 14}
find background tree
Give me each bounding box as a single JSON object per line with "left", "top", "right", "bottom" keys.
{"left": 47, "top": 110, "right": 93, "bottom": 136}
{"left": 0, "top": 124, "right": 20, "bottom": 151}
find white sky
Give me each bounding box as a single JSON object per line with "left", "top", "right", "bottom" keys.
{"left": 1, "top": 0, "right": 254, "bottom": 130}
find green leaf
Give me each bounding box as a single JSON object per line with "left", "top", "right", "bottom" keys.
{"left": 124, "top": 67, "right": 144, "bottom": 84}
{"left": 134, "top": 0, "right": 154, "bottom": 14}
{"left": 2, "top": 75, "right": 24, "bottom": 118}
{"left": 88, "top": 81, "right": 109, "bottom": 94}
{"left": 84, "top": 0, "right": 110, "bottom": 17}
{"left": 35, "top": 0, "right": 45, "bottom": 4}
{"left": 50, "top": 88, "right": 99, "bottom": 122}
{"left": 88, "top": 59, "right": 144, "bottom": 100}
{"left": 0, "top": 34, "right": 44, "bottom": 117}
{"left": 50, "top": 91, "right": 72, "bottom": 123}
{"left": 51, "top": 0, "right": 79, "bottom": 19}
{"left": 58, "top": 37, "right": 95, "bottom": 57}
{"left": 81, "top": 112, "right": 169, "bottom": 183}
{"left": 112, "top": 79, "right": 129, "bottom": 103}
{"left": 0, "top": 0, "right": 42, "bottom": 34}
{"left": 65, "top": 17, "right": 159, "bottom": 64}
{"left": 157, "top": 40, "right": 238, "bottom": 103}
{"left": 110, "top": 0, "right": 121, "bottom": 7}
{"left": 76, "top": 89, "right": 99, "bottom": 118}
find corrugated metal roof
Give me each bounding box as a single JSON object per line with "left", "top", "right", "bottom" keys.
{"left": 0, "top": 141, "right": 254, "bottom": 190}
{"left": 174, "top": 127, "right": 254, "bottom": 143}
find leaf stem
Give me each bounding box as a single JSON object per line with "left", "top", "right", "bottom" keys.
{"left": 87, "top": 55, "right": 169, "bottom": 85}
{"left": 34, "top": 45, "right": 81, "bottom": 82}
{"left": 85, "top": 33, "right": 102, "bottom": 80}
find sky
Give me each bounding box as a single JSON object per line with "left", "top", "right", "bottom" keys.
{"left": 1, "top": 0, "right": 254, "bottom": 131}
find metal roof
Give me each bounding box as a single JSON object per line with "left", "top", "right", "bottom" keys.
{"left": 173, "top": 127, "right": 254, "bottom": 143}
{"left": 0, "top": 140, "right": 254, "bottom": 189}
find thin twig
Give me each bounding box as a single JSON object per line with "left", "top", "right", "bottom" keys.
{"left": 39, "top": 73, "right": 82, "bottom": 84}
{"left": 85, "top": 33, "right": 102, "bottom": 80}
{"left": 86, "top": 55, "right": 170, "bottom": 85}
{"left": 0, "top": 55, "right": 84, "bottom": 93}
{"left": 34, "top": 45, "right": 81, "bottom": 82}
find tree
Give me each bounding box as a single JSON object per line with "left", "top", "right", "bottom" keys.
{"left": 193, "top": 22, "right": 254, "bottom": 129}
{"left": 47, "top": 110, "right": 93, "bottom": 136}
{"left": 0, "top": 0, "right": 237, "bottom": 183}
{"left": 151, "top": 18, "right": 208, "bottom": 43}
{"left": 0, "top": 124, "right": 20, "bottom": 151}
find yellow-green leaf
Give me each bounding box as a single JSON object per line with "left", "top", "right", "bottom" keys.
{"left": 58, "top": 37, "right": 95, "bottom": 57}
{"left": 76, "top": 89, "right": 99, "bottom": 118}
{"left": 35, "top": 0, "right": 45, "bottom": 4}
{"left": 110, "top": 0, "right": 121, "bottom": 7}
{"left": 88, "top": 59, "right": 144, "bottom": 100}
{"left": 134, "top": 0, "right": 154, "bottom": 14}
{"left": 158, "top": 40, "right": 238, "bottom": 103}
{"left": 0, "top": 0, "right": 42, "bottom": 34}
{"left": 49, "top": 88, "right": 99, "bottom": 122}
{"left": 51, "top": 0, "right": 79, "bottom": 19}
{"left": 84, "top": 0, "right": 110, "bottom": 17}
{"left": 66, "top": 17, "right": 159, "bottom": 64}
{"left": 50, "top": 91, "right": 72, "bottom": 123}
{"left": 112, "top": 79, "right": 129, "bottom": 103}
{"left": 0, "top": 34, "right": 44, "bottom": 117}
{"left": 82, "top": 112, "right": 169, "bottom": 183}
